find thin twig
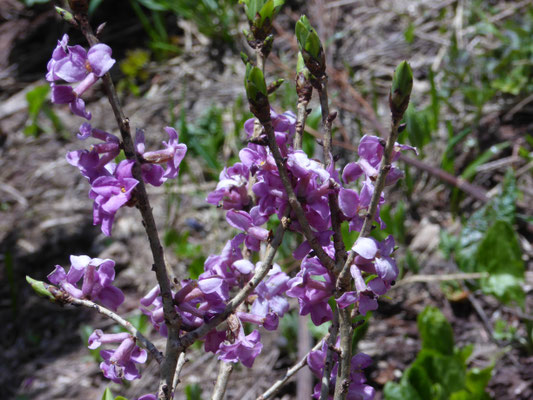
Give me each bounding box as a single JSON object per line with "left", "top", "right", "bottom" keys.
{"left": 172, "top": 352, "right": 188, "bottom": 393}
{"left": 211, "top": 361, "right": 234, "bottom": 400}
{"left": 319, "top": 309, "right": 339, "bottom": 400}
{"left": 67, "top": 296, "right": 163, "bottom": 363}
{"left": 74, "top": 12, "right": 180, "bottom": 400}
{"left": 317, "top": 81, "right": 346, "bottom": 268}
{"left": 297, "top": 315, "right": 313, "bottom": 400}
{"left": 258, "top": 339, "right": 325, "bottom": 400}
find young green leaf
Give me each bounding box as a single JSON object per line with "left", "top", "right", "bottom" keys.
{"left": 101, "top": 388, "right": 114, "bottom": 400}
{"left": 417, "top": 306, "right": 454, "bottom": 356}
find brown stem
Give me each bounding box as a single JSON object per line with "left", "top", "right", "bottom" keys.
{"left": 261, "top": 119, "right": 336, "bottom": 271}
{"left": 319, "top": 309, "right": 339, "bottom": 400}
{"left": 294, "top": 98, "right": 310, "bottom": 150}
{"left": 333, "top": 307, "right": 352, "bottom": 399}
{"left": 317, "top": 82, "right": 346, "bottom": 268}
{"left": 74, "top": 13, "right": 180, "bottom": 400}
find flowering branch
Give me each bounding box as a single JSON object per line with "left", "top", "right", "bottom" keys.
{"left": 318, "top": 86, "right": 345, "bottom": 268}
{"left": 334, "top": 61, "right": 414, "bottom": 400}
{"left": 35, "top": 279, "right": 164, "bottom": 363}
{"left": 68, "top": 3, "right": 181, "bottom": 399}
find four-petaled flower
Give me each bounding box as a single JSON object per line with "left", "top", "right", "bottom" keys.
{"left": 47, "top": 34, "right": 115, "bottom": 119}
{"left": 48, "top": 255, "right": 124, "bottom": 310}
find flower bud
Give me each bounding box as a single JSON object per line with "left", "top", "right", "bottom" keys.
{"left": 295, "top": 15, "right": 326, "bottom": 77}
{"left": 244, "top": 63, "right": 270, "bottom": 122}
{"left": 242, "top": 0, "right": 284, "bottom": 40}
{"left": 26, "top": 276, "right": 56, "bottom": 302}
{"left": 389, "top": 61, "right": 413, "bottom": 121}
{"left": 55, "top": 6, "right": 75, "bottom": 23}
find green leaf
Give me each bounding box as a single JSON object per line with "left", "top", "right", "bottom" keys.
{"left": 25, "top": 85, "right": 49, "bottom": 128}
{"left": 185, "top": 383, "right": 202, "bottom": 400}
{"left": 258, "top": 0, "right": 274, "bottom": 25}
{"left": 418, "top": 306, "right": 454, "bottom": 355}
{"left": 475, "top": 220, "right": 525, "bottom": 306}
{"left": 295, "top": 15, "right": 311, "bottom": 50}
{"left": 405, "top": 104, "right": 431, "bottom": 149}
{"left": 101, "top": 388, "right": 114, "bottom": 400}
{"left": 404, "top": 365, "right": 433, "bottom": 399}
{"left": 461, "top": 142, "right": 509, "bottom": 181}
{"left": 404, "top": 22, "right": 415, "bottom": 44}
{"left": 456, "top": 344, "right": 473, "bottom": 365}
{"left": 412, "top": 349, "right": 466, "bottom": 396}
{"left": 245, "top": 64, "right": 267, "bottom": 100}
{"left": 384, "top": 381, "right": 423, "bottom": 400}
{"left": 465, "top": 365, "right": 493, "bottom": 395}
{"left": 114, "top": 397, "right": 129, "bottom": 400}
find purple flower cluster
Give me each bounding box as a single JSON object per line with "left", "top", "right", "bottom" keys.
{"left": 88, "top": 330, "right": 147, "bottom": 383}
{"left": 48, "top": 255, "right": 124, "bottom": 310}
{"left": 308, "top": 340, "right": 375, "bottom": 400}
{"left": 140, "top": 256, "right": 289, "bottom": 367}
{"left": 137, "top": 108, "right": 413, "bottom": 384}
{"left": 46, "top": 37, "right": 187, "bottom": 236}
{"left": 66, "top": 124, "right": 186, "bottom": 236}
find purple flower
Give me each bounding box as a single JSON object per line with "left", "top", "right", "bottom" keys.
{"left": 216, "top": 322, "right": 263, "bottom": 367}
{"left": 207, "top": 162, "right": 250, "bottom": 210}
{"left": 66, "top": 124, "right": 120, "bottom": 184}
{"left": 286, "top": 250, "right": 335, "bottom": 326}
{"left": 89, "top": 329, "right": 148, "bottom": 383}
{"left": 89, "top": 160, "right": 139, "bottom": 236}
{"left": 47, "top": 255, "right": 124, "bottom": 310}
{"left": 338, "top": 179, "right": 384, "bottom": 232}
{"left": 98, "top": 336, "right": 147, "bottom": 383}
{"left": 140, "top": 127, "right": 187, "bottom": 181}
{"left": 244, "top": 108, "right": 296, "bottom": 150}
{"left": 225, "top": 210, "right": 269, "bottom": 252}
{"left": 88, "top": 329, "right": 130, "bottom": 349}
{"left": 237, "top": 311, "right": 279, "bottom": 330}
{"left": 47, "top": 34, "right": 115, "bottom": 120}
{"left": 251, "top": 264, "right": 289, "bottom": 318}
{"left": 134, "top": 129, "right": 166, "bottom": 186}
{"left": 353, "top": 135, "right": 417, "bottom": 186}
